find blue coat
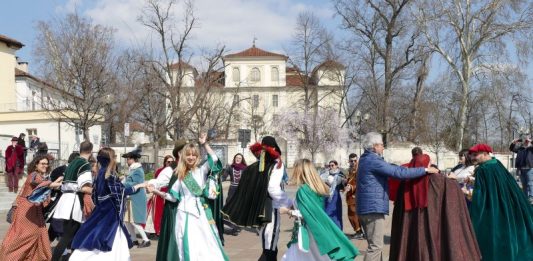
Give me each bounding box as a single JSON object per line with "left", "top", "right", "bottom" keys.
{"left": 125, "top": 166, "right": 147, "bottom": 224}
{"left": 356, "top": 150, "right": 426, "bottom": 215}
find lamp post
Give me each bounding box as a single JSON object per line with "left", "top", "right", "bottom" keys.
{"left": 353, "top": 110, "right": 370, "bottom": 156}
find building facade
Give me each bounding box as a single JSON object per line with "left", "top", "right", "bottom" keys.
{"left": 0, "top": 35, "right": 101, "bottom": 160}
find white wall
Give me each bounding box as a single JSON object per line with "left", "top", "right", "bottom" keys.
{"left": 224, "top": 58, "right": 286, "bottom": 87}
{"left": 0, "top": 120, "right": 101, "bottom": 160}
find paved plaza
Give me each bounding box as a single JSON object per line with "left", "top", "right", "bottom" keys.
{"left": 0, "top": 184, "right": 392, "bottom": 260}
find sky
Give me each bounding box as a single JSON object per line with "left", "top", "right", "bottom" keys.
{"left": 0, "top": 0, "right": 339, "bottom": 73}
{"left": 1, "top": 0, "right": 531, "bottom": 87}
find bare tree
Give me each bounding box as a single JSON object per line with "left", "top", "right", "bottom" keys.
{"left": 139, "top": 0, "right": 225, "bottom": 140}
{"left": 334, "top": 0, "right": 423, "bottom": 134}
{"left": 34, "top": 13, "right": 116, "bottom": 141}
{"left": 415, "top": 0, "right": 533, "bottom": 149}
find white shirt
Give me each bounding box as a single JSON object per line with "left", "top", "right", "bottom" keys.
{"left": 269, "top": 162, "right": 292, "bottom": 209}
{"left": 148, "top": 166, "right": 174, "bottom": 189}
{"left": 453, "top": 165, "right": 475, "bottom": 184}
{"left": 53, "top": 171, "right": 92, "bottom": 223}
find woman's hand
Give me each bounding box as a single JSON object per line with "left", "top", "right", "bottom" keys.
{"left": 199, "top": 133, "right": 207, "bottom": 145}
{"left": 49, "top": 176, "right": 63, "bottom": 189}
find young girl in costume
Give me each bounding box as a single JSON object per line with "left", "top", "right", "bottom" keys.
{"left": 149, "top": 133, "right": 227, "bottom": 260}
{"left": 281, "top": 159, "right": 359, "bottom": 261}
{"left": 69, "top": 148, "right": 145, "bottom": 260}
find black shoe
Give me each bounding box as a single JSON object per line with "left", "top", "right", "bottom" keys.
{"left": 138, "top": 240, "right": 151, "bottom": 248}
{"left": 132, "top": 241, "right": 139, "bottom": 246}
{"left": 353, "top": 231, "right": 364, "bottom": 240}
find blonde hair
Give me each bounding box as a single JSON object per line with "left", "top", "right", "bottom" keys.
{"left": 291, "top": 159, "right": 329, "bottom": 196}
{"left": 98, "top": 147, "right": 117, "bottom": 179}
{"left": 175, "top": 143, "right": 201, "bottom": 180}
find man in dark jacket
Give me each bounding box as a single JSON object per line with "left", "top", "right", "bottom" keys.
{"left": 356, "top": 132, "right": 438, "bottom": 261}
{"left": 510, "top": 136, "right": 533, "bottom": 204}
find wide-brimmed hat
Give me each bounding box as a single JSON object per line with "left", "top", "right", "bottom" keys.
{"left": 11, "top": 137, "right": 18, "bottom": 142}
{"left": 122, "top": 149, "right": 142, "bottom": 159}
{"left": 261, "top": 136, "right": 281, "bottom": 155}
{"left": 172, "top": 139, "right": 189, "bottom": 158}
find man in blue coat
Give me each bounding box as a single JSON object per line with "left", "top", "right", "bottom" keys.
{"left": 356, "top": 132, "right": 438, "bottom": 261}
{"left": 122, "top": 149, "right": 150, "bottom": 248}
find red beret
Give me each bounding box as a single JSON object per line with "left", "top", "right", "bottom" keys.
{"left": 469, "top": 144, "right": 493, "bottom": 154}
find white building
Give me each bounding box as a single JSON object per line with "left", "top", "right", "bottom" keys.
{"left": 0, "top": 34, "right": 102, "bottom": 161}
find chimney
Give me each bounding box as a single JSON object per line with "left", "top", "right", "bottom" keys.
{"left": 16, "top": 61, "right": 29, "bottom": 73}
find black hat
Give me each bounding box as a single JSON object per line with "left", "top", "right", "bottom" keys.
{"left": 172, "top": 139, "right": 189, "bottom": 158}
{"left": 261, "top": 136, "right": 281, "bottom": 155}
{"left": 122, "top": 148, "right": 142, "bottom": 159}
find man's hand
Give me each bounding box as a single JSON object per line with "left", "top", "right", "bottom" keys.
{"left": 425, "top": 167, "right": 439, "bottom": 174}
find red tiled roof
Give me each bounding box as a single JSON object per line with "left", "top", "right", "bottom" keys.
{"left": 169, "top": 60, "right": 195, "bottom": 70}
{"left": 0, "top": 34, "right": 24, "bottom": 49}
{"left": 225, "top": 45, "right": 287, "bottom": 60}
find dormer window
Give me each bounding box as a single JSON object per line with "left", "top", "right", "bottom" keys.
{"left": 250, "top": 67, "right": 261, "bottom": 82}
{"left": 232, "top": 67, "right": 240, "bottom": 82}
{"left": 271, "top": 67, "right": 279, "bottom": 82}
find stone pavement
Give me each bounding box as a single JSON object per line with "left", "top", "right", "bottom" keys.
{"left": 0, "top": 184, "right": 392, "bottom": 260}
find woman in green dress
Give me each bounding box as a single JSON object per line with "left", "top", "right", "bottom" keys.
{"left": 281, "top": 159, "right": 359, "bottom": 261}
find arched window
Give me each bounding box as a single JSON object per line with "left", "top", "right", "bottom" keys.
{"left": 250, "top": 67, "right": 261, "bottom": 82}
{"left": 271, "top": 67, "right": 279, "bottom": 82}
{"left": 232, "top": 67, "right": 240, "bottom": 82}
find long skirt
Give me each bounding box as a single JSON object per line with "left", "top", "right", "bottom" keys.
{"left": 0, "top": 177, "right": 51, "bottom": 261}
{"left": 281, "top": 231, "right": 331, "bottom": 261}
{"left": 175, "top": 209, "right": 227, "bottom": 261}
{"left": 156, "top": 200, "right": 179, "bottom": 261}
{"left": 390, "top": 174, "right": 481, "bottom": 261}
{"left": 70, "top": 227, "right": 130, "bottom": 261}
{"left": 324, "top": 190, "right": 343, "bottom": 230}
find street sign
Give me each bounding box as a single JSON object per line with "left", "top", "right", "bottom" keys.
{"left": 124, "top": 123, "right": 130, "bottom": 137}
{"left": 238, "top": 129, "right": 251, "bottom": 148}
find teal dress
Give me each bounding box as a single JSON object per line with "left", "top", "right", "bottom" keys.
{"left": 124, "top": 165, "right": 147, "bottom": 224}
{"left": 156, "top": 175, "right": 179, "bottom": 261}
{"left": 469, "top": 158, "right": 533, "bottom": 261}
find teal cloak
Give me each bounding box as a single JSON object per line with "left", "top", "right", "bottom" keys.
{"left": 469, "top": 158, "right": 533, "bottom": 261}
{"left": 289, "top": 184, "right": 359, "bottom": 261}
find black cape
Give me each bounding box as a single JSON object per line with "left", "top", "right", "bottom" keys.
{"left": 222, "top": 161, "right": 274, "bottom": 227}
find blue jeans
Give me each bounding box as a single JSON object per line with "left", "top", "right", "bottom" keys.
{"left": 519, "top": 168, "right": 533, "bottom": 199}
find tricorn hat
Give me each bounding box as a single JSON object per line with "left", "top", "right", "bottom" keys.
{"left": 172, "top": 139, "right": 189, "bottom": 158}
{"left": 122, "top": 148, "right": 142, "bottom": 159}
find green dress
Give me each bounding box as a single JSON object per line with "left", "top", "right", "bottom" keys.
{"left": 469, "top": 158, "right": 533, "bottom": 261}
{"left": 156, "top": 174, "right": 179, "bottom": 261}
{"left": 285, "top": 184, "right": 359, "bottom": 261}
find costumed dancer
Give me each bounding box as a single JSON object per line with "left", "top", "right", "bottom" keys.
{"left": 345, "top": 153, "right": 363, "bottom": 238}
{"left": 52, "top": 141, "right": 94, "bottom": 261}
{"left": 320, "top": 160, "right": 346, "bottom": 230}
{"left": 222, "top": 136, "right": 292, "bottom": 261}
{"left": 69, "top": 148, "right": 146, "bottom": 260}
{"left": 146, "top": 155, "right": 174, "bottom": 238}
{"left": 147, "top": 140, "right": 187, "bottom": 261}
{"left": 148, "top": 133, "right": 227, "bottom": 260}
{"left": 0, "top": 155, "right": 63, "bottom": 260}
{"left": 281, "top": 159, "right": 359, "bottom": 261}
{"left": 122, "top": 149, "right": 150, "bottom": 248}
{"left": 389, "top": 148, "right": 481, "bottom": 261}
{"left": 468, "top": 144, "right": 533, "bottom": 261}
{"left": 222, "top": 153, "right": 247, "bottom": 235}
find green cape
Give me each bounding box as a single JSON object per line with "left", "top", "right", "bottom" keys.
{"left": 289, "top": 184, "right": 359, "bottom": 261}
{"left": 469, "top": 158, "right": 533, "bottom": 261}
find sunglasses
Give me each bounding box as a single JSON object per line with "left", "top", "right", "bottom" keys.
{"left": 166, "top": 161, "right": 174, "bottom": 164}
